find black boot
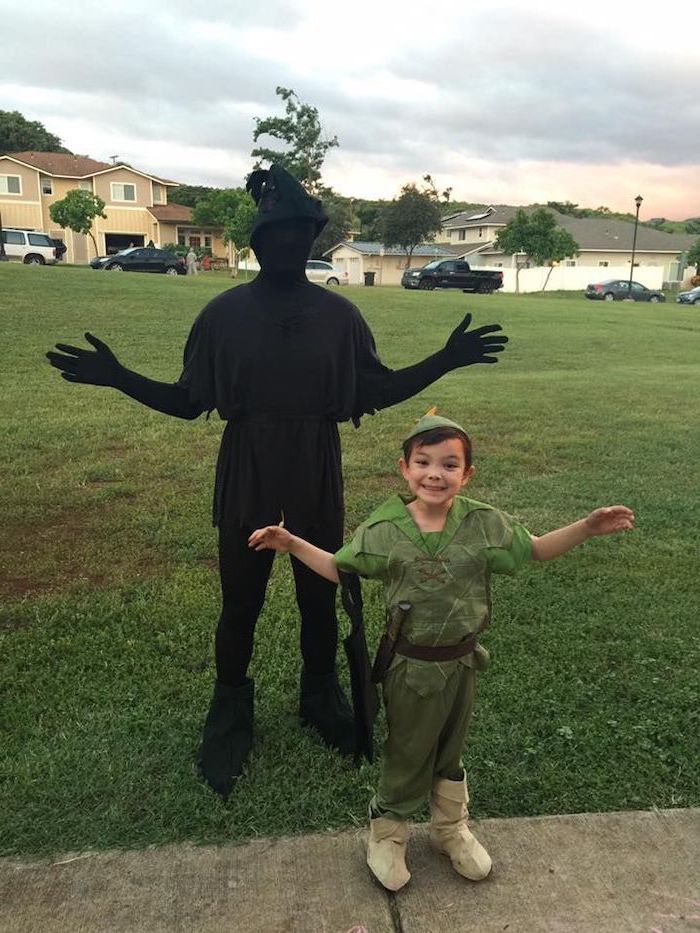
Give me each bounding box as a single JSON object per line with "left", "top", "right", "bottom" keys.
{"left": 198, "top": 678, "right": 254, "bottom": 799}
{"left": 299, "top": 669, "right": 355, "bottom": 756}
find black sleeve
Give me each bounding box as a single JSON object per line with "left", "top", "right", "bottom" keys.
{"left": 352, "top": 310, "right": 449, "bottom": 422}
{"left": 111, "top": 308, "right": 214, "bottom": 420}
{"left": 112, "top": 369, "right": 206, "bottom": 420}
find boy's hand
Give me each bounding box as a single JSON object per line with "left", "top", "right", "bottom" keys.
{"left": 248, "top": 526, "right": 294, "bottom": 552}
{"left": 442, "top": 313, "right": 508, "bottom": 366}
{"left": 584, "top": 506, "right": 635, "bottom": 537}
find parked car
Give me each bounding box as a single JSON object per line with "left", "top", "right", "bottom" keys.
{"left": 401, "top": 260, "right": 503, "bottom": 293}
{"left": 305, "top": 259, "right": 344, "bottom": 285}
{"left": 90, "top": 247, "right": 186, "bottom": 275}
{"left": 676, "top": 285, "right": 700, "bottom": 305}
{"left": 584, "top": 279, "right": 665, "bottom": 302}
{"left": 1, "top": 228, "right": 59, "bottom": 264}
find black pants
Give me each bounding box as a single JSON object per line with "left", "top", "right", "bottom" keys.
{"left": 215, "top": 514, "right": 344, "bottom": 686}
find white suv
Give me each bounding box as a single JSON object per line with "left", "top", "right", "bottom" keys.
{"left": 1, "top": 229, "right": 59, "bottom": 265}
{"left": 305, "top": 260, "right": 345, "bottom": 285}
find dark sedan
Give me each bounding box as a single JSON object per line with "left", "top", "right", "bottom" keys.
{"left": 90, "top": 247, "right": 186, "bottom": 275}
{"left": 585, "top": 279, "right": 665, "bottom": 302}
{"left": 676, "top": 286, "right": 700, "bottom": 305}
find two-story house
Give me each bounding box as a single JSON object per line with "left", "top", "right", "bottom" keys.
{"left": 438, "top": 206, "right": 695, "bottom": 284}
{"left": 0, "top": 151, "right": 226, "bottom": 263}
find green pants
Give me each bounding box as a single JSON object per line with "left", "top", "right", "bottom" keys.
{"left": 373, "top": 659, "right": 478, "bottom": 820}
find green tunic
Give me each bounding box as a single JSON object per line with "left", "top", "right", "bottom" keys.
{"left": 334, "top": 493, "right": 531, "bottom": 818}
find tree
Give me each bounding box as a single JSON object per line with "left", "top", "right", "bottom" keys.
{"left": 192, "top": 188, "right": 256, "bottom": 252}
{"left": 168, "top": 184, "right": 216, "bottom": 208}
{"left": 309, "top": 188, "right": 356, "bottom": 260}
{"left": 0, "top": 110, "right": 70, "bottom": 153}
{"left": 422, "top": 173, "right": 453, "bottom": 204}
{"left": 686, "top": 238, "right": 700, "bottom": 275}
{"left": 381, "top": 183, "right": 443, "bottom": 267}
{"left": 252, "top": 86, "right": 338, "bottom": 193}
{"left": 49, "top": 190, "right": 106, "bottom": 255}
{"left": 495, "top": 208, "right": 580, "bottom": 292}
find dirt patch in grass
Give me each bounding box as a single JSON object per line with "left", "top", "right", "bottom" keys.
{"left": 0, "top": 504, "right": 170, "bottom": 600}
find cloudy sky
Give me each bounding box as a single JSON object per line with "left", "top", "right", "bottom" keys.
{"left": 3, "top": 0, "right": 698, "bottom": 219}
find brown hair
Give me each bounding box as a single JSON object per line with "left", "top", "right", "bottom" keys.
{"left": 402, "top": 426, "right": 472, "bottom": 467}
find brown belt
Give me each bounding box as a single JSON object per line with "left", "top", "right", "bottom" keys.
{"left": 395, "top": 634, "right": 479, "bottom": 662}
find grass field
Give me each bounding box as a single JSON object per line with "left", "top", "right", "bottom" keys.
{"left": 1, "top": 262, "right": 699, "bottom": 856}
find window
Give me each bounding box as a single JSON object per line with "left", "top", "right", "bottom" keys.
{"left": 0, "top": 175, "right": 21, "bottom": 195}
{"left": 478, "top": 227, "right": 484, "bottom": 238}
{"left": 440, "top": 261, "right": 457, "bottom": 272}
{"left": 2, "top": 231, "right": 25, "bottom": 245}
{"left": 177, "top": 234, "right": 186, "bottom": 246}
{"left": 598, "top": 260, "right": 609, "bottom": 267}
{"left": 40, "top": 176, "right": 53, "bottom": 195}
{"left": 455, "top": 262, "right": 470, "bottom": 272}
{"left": 189, "top": 236, "right": 201, "bottom": 248}
{"left": 564, "top": 260, "right": 577, "bottom": 267}
{"left": 204, "top": 235, "right": 212, "bottom": 248}
{"left": 111, "top": 182, "right": 136, "bottom": 202}
{"left": 458, "top": 230, "right": 465, "bottom": 241}
{"left": 28, "top": 233, "right": 52, "bottom": 246}
{"left": 152, "top": 183, "right": 164, "bottom": 203}
{"left": 80, "top": 180, "right": 92, "bottom": 191}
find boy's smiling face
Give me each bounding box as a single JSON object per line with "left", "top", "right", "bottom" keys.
{"left": 399, "top": 437, "right": 475, "bottom": 509}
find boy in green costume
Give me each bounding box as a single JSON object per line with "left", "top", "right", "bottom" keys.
{"left": 248, "top": 414, "right": 635, "bottom": 890}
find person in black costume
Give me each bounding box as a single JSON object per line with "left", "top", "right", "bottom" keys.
{"left": 47, "top": 165, "right": 508, "bottom": 799}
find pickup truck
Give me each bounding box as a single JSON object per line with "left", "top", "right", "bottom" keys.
{"left": 401, "top": 259, "right": 503, "bottom": 293}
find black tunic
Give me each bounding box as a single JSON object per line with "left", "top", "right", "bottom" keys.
{"left": 177, "top": 279, "right": 392, "bottom": 530}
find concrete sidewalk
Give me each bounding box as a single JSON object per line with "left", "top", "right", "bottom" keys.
{"left": 1, "top": 809, "right": 698, "bottom": 933}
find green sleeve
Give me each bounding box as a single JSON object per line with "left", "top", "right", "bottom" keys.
{"left": 484, "top": 521, "right": 532, "bottom": 574}
{"left": 333, "top": 528, "right": 389, "bottom": 580}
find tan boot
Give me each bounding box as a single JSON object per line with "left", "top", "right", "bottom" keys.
{"left": 429, "top": 776, "right": 492, "bottom": 880}
{"left": 367, "top": 814, "right": 411, "bottom": 891}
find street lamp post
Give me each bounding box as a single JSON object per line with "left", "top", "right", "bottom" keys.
{"left": 627, "top": 194, "right": 643, "bottom": 298}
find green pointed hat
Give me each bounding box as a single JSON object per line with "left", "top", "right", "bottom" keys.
{"left": 246, "top": 164, "right": 328, "bottom": 247}
{"left": 403, "top": 411, "right": 468, "bottom": 444}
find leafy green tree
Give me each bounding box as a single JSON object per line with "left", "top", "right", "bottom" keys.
{"left": 0, "top": 110, "right": 70, "bottom": 153}
{"left": 168, "top": 184, "right": 216, "bottom": 208}
{"left": 495, "top": 208, "right": 580, "bottom": 291}
{"left": 686, "top": 238, "right": 700, "bottom": 274}
{"left": 310, "top": 188, "right": 356, "bottom": 259}
{"left": 354, "top": 200, "right": 386, "bottom": 241}
{"left": 381, "top": 183, "right": 443, "bottom": 267}
{"left": 191, "top": 187, "right": 256, "bottom": 252}
{"left": 252, "top": 86, "right": 338, "bottom": 193}
{"left": 49, "top": 190, "right": 107, "bottom": 256}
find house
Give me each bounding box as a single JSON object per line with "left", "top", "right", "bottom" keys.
{"left": 438, "top": 206, "right": 695, "bottom": 285}
{"left": 0, "top": 151, "right": 226, "bottom": 263}
{"left": 324, "top": 240, "right": 463, "bottom": 285}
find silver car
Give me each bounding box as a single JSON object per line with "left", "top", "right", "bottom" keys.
{"left": 676, "top": 286, "right": 700, "bottom": 305}
{"left": 305, "top": 260, "right": 344, "bottom": 285}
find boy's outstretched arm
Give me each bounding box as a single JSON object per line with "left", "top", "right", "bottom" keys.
{"left": 248, "top": 526, "right": 340, "bottom": 584}
{"left": 531, "top": 506, "right": 635, "bottom": 561}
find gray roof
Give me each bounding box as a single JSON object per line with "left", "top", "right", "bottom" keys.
{"left": 443, "top": 205, "right": 695, "bottom": 254}
{"left": 324, "top": 240, "right": 460, "bottom": 258}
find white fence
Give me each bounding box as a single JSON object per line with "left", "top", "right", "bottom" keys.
{"left": 494, "top": 265, "right": 664, "bottom": 294}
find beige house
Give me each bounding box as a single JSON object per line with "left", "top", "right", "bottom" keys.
{"left": 439, "top": 206, "right": 695, "bottom": 284}
{"left": 324, "top": 240, "right": 461, "bottom": 285}
{"left": 0, "top": 151, "right": 226, "bottom": 263}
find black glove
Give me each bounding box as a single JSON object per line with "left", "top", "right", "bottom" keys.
{"left": 46, "top": 333, "right": 204, "bottom": 419}
{"left": 441, "top": 313, "right": 508, "bottom": 368}
{"left": 46, "top": 332, "right": 124, "bottom": 386}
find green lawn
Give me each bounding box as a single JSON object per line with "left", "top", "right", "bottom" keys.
{"left": 1, "top": 262, "right": 699, "bottom": 856}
